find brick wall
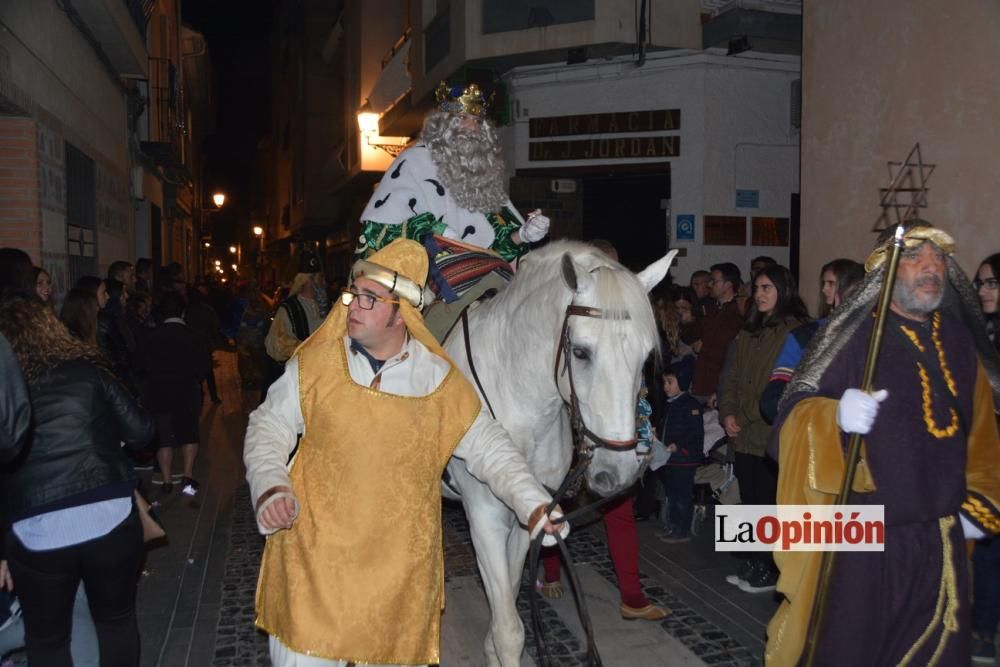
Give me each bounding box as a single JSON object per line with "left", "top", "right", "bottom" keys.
{"left": 0, "top": 118, "right": 41, "bottom": 261}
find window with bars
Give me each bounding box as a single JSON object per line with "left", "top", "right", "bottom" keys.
{"left": 65, "top": 142, "right": 97, "bottom": 283}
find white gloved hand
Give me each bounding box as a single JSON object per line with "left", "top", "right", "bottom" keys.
{"left": 529, "top": 505, "right": 571, "bottom": 547}
{"left": 518, "top": 209, "right": 550, "bottom": 243}
{"left": 836, "top": 388, "right": 889, "bottom": 434}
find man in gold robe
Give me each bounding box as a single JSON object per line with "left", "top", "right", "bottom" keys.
{"left": 243, "top": 239, "right": 565, "bottom": 666}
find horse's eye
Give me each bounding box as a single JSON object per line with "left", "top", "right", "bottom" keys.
{"left": 572, "top": 347, "right": 590, "bottom": 361}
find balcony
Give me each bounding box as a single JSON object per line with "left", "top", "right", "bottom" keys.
{"left": 702, "top": 0, "right": 802, "bottom": 54}
{"left": 69, "top": 0, "right": 151, "bottom": 78}
{"left": 140, "top": 58, "right": 191, "bottom": 182}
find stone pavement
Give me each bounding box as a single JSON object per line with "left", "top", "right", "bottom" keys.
{"left": 135, "top": 351, "right": 780, "bottom": 666}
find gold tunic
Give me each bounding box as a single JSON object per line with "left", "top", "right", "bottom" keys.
{"left": 254, "top": 305, "right": 481, "bottom": 664}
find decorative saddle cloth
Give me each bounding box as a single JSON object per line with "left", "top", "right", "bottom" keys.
{"left": 422, "top": 235, "right": 513, "bottom": 344}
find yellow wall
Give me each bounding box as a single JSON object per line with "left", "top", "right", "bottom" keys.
{"left": 801, "top": 0, "right": 1000, "bottom": 312}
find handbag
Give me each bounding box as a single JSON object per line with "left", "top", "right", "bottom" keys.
{"left": 134, "top": 490, "right": 166, "bottom": 543}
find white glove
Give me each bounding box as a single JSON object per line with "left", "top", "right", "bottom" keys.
{"left": 836, "top": 388, "right": 889, "bottom": 434}
{"left": 519, "top": 209, "right": 550, "bottom": 243}
{"left": 529, "top": 506, "right": 571, "bottom": 547}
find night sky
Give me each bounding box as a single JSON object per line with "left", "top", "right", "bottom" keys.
{"left": 182, "top": 1, "right": 275, "bottom": 246}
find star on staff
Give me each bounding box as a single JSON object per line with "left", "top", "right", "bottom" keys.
{"left": 873, "top": 143, "right": 935, "bottom": 231}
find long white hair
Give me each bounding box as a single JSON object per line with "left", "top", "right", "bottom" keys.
{"left": 421, "top": 111, "right": 508, "bottom": 213}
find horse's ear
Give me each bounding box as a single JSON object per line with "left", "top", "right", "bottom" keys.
{"left": 561, "top": 253, "right": 579, "bottom": 292}
{"left": 636, "top": 249, "right": 679, "bottom": 293}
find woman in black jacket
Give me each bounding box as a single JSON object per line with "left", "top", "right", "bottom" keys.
{"left": 0, "top": 296, "right": 154, "bottom": 667}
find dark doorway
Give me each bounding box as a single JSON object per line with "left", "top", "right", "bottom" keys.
{"left": 582, "top": 172, "right": 669, "bottom": 271}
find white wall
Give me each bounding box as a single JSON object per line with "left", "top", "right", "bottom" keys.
{"left": 505, "top": 50, "right": 800, "bottom": 281}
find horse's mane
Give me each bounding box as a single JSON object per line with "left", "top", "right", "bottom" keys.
{"left": 487, "top": 240, "right": 660, "bottom": 361}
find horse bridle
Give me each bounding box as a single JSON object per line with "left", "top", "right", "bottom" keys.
{"left": 553, "top": 304, "right": 641, "bottom": 458}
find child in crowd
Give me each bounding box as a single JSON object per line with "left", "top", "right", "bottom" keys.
{"left": 659, "top": 357, "right": 704, "bottom": 544}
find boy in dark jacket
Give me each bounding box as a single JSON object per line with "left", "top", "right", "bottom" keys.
{"left": 659, "top": 357, "right": 704, "bottom": 544}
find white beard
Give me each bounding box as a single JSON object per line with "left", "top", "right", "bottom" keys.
{"left": 422, "top": 113, "right": 509, "bottom": 214}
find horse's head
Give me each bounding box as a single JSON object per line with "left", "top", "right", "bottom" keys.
{"left": 556, "top": 248, "right": 676, "bottom": 497}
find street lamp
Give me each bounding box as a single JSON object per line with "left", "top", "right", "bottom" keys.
{"left": 356, "top": 101, "right": 409, "bottom": 162}
{"left": 202, "top": 193, "right": 227, "bottom": 275}
{"left": 252, "top": 225, "right": 263, "bottom": 237}
{"left": 229, "top": 245, "right": 237, "bottom": 254}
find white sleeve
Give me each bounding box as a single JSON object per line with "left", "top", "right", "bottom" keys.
{"left": 244, "top": 357, "right": 304, "bottom": 515}
{"left": 452, "top": 407, "right": 552, "bottom": 526}
{"left": 961, "top": 513, "right": 988, "bottom": 540}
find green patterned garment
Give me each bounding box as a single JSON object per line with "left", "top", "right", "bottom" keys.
{"left": 358, "top": 207, "right": 527, "bottom": 263}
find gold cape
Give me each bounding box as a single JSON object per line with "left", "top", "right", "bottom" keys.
{"left": 254, "top": 303, "right": 482, "bottom": 664}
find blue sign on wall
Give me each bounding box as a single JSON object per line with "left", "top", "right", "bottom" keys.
{"left": 676, "top": 214, "right": 695, "bottom": 241}
{"left": 736, "top": 189, "right": 760, "bottom": 208}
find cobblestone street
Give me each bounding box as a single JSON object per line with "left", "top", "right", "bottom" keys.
{"left": 135, "top": 352, "right": 777, "bottom": 666}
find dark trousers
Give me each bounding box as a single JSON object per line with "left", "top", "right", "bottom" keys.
{"left": 734, "top": 451, "right": 778, "bottom": 568}
{"left": 203, "top": 364, "right": 219, "bottom": 401}
{"left": 664, "top": 466, "right": 697, "bottom": 536}
{"left": 633, "top": 467, "right": 662, "bottom": 518}
{"left": 6, "top": 508, "right": 144, "bottom": 667}
{"left": 973, "top": 536, "right": 1000, "bottom": 638}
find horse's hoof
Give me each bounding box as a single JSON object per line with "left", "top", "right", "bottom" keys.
{"left": 620, "top": 602, "right": 671, "bottom": 621}
{"left": 539, "top": 581, "right": 563, "bottom": 599}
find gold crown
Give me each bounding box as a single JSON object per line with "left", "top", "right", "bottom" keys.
{"left": 435, "top": 81, "right": 487, "bottom": 117}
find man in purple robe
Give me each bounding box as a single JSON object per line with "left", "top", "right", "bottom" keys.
{"left": 766, "top": 221, "right": 1000, "bottom": 665}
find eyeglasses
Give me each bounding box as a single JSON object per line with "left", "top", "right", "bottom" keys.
{"left": 340, "top": 289, "right": 399, "bottom": 310}
{"left": 974, "top": 277, "right": 999, "bottom": 291}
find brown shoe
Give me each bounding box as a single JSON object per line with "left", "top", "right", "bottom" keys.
{"left": 539, "top": 581, "right": 564, "bottom": 599}
{"left": 620, "top": 603, "right": 671, "bottom": 621}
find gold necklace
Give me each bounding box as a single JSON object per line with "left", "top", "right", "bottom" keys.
{"left": 902, "top": 313, "right": 959, "bottom": 439}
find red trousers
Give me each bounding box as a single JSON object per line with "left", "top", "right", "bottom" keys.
{"left": 541, "top": 495, "right": 648, "bottom": 608}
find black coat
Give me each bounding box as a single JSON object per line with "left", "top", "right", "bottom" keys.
{"left": 0, "top": 333, "right": 30, "bottom": 464}
{"left": 3, "top": 358, "right": 154, "bottom": 520}
{"left": 659, "top": 392, "right": 704, "bottom": 466}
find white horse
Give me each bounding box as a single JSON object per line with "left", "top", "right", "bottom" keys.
{"left": 442, "top": 240, "right": 675, "bottom": 666}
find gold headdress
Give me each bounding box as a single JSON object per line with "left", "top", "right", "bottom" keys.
{"left": 434, "top": 81, "right": 487, "bottom": 117}
{"left": 351, "top": 240, "right": 436, "bottom": 309}
{"left": 349, "top": 239, "right": 448, "bottom": 360}
{"left": 864, "top": 220, "right": 956, "bottom": 272}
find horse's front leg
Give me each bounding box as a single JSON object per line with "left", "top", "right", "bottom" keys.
{"left": 463, "top": 491, "right": 525, "bottom": 667}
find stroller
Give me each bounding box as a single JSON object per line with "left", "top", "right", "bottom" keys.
{"left": 658, "top": 407, "right": 739, "bottom": 536}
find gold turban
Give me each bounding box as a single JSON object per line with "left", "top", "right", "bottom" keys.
{"left": 350, "top": 239, "right": 447, "bottom": 359}
{"left": 865, "top": 221, "right": 956, "bottom": 272}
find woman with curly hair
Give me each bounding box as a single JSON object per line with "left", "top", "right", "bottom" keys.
{"left": 0, "top": 296, "right": 154, "bottom": 666}
{"left": 33, "top": 266, "right": 53, "bottom": 308}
